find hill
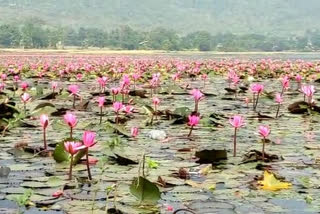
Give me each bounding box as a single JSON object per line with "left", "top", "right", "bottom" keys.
{"left": 0, "top": 0, "right": 319, "bottom": 35}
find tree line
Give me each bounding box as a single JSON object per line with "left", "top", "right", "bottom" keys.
{"left": 0, "top": 21, "right": 319, "bottom": 51}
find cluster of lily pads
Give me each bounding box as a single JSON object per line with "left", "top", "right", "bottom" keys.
{"left": 1, "top": 55, "right": 319, "bottom": 213}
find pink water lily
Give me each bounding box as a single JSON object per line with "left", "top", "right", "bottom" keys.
{"left": 111, "top": 87, "right": 120, "bottom": 101}
{"left": 20, "top": 82, "right": 29, "bottom": 91}
{"left": 0, "top": 82, "right": 5, "bottom": 91}
{"left": 80, "top": 131, "right": 97, "bottom": 180}
{"left": 113, "top": 101, "right": 124, "bottom": 113}
{"left": 258, "top": 125, "right": 271, "bottom": 161}
{"left": 190, "top": 89, "right": 204, "bottom": 112}
{"left": 98, "top": 96, "right": 105, "bottom": 124}
{"left": 280, "top": 75, "right": 290, "bottom": 92}
{"left": 1, "top": 73, "right": 7, "bottom": 81}
{"left": 152, "top": 97, "right": 160, "bottom": 120}
{"left": 68, "top": 84, "right": 80, "bottom": 108}
{"left": 123, "top": 105, "right": 134, "bottom": 114}
{"left": 229, "top": 115, "right": 245, "bottom": 128}
{"left": 64, "top": 141, "right": 83, "bottom": 180}
{"left": 21, "top": 92, "right": 31, "bottom": 103}
{"left": 131, "top": 127, "right": 139, "bottom": 138}
{"left": 51, "top": 82, "right": 58, "bottom": 93}
{"left": 275, "top": 93, "right": 283, "bottom": 118}
{"left": 187, "top": 115, "right": 200, "bottom": 137}
{"left": 64, "top": 112, "right": 77, "bottom": 138}
{"left": 98, "top": 96, "right": 105, "bottom": 108}
{"left": 68, "top": 84, "right": 79, "bottom": 95}
{"left": 229, "top": 115, "right": 245, "bottom": 157}
{"left": 97, "top": 76, "right": 108, "bottom": 92}
{"left": 301, "top": 85, "right": 315, "bottom": 105}
{"left": 250, "top": 83, "right": 264, "bottom": 111}
{"left": 21, "top": 92, "right": 31, "bottom": 113}
{"left": 40, "top": 114, "right": 49, "bottom": 150}
{"left": 259, "top": 125, "right": 270, "bottom": 138}
{"left": 113, "top": 102, "right": 123, "bottom": 124}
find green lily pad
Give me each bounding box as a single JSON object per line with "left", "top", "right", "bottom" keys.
{"left": 47, "top": 176, "right": 67, "bottom": 187}
{"left": 130, "top": 176, "right": 161, "bottom": 204}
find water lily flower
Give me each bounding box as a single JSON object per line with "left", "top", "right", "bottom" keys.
{"left": 166, "top": 205, "right": 174, "bottom": 211}
{"left": 52, "top": 190, "right": 64, "bottom": 198}
{"left": 190, "top": 89, "right": 204, "bottom": 113}
{"left": 64, "top": 112, "right": 77, "bottom": 138}
{"left": 132, "top": 73, "right": 141, "bottom": 89}
{"left": 123, "top": 105, "right": 134, "bottom": 114}
{"left": 64, "top": 141, "right": 82, "bottom": 180}
{"left": 113, "top": 101, "right": 123, "bottom": 113}
{"left": 98, "top": 96, "right": 105, "bottom": 124}
{"left": 76, "top": 73, "right": 83, "bottom": 81}
{"left": 131, "top": 127, "right": 139, "bottom": 138}
{"left": 295, "top": 74, "right": 302, "bottom": 83}
{"left": 0, "top": 82, "right": 5, "bottom": 91}
{"left": 229, "top": 115, "right": 245, "bottom": 157}
{"left": 152, "top": 97, "right": 160, "bottom": 120}
{"left": 21, "top": 92, "right": 31, "bottom": 113}
{"left": 250, "top": 83, "right": 264, "bottom": 111}
{"left": 1, "top": 73, "right": 7, "bottom": 81}
{"left": 187, "top": 115, "right": 200, "bottom": 137}
{"left": 113, "top": 102, "right": 123, "bottom": 124}
{"left": 280, "top": 75, "right": 290, "bottom": 93}
{"left": 51, "top": 82, "right": 58, "bottom": 93}
{"left": 111, "top": 87, "right": 120, "bottom": 101}
{"left": 275, "top": 93, "right": 283, "bottom": 118}
{"left": 40, "top": 114, "right": 49, "bottom": 150}
{"left": 258, "top": 125, "right": 271, "bottom": 161}
{"left": 301, "top": 85, "right": 315, "bottom": 105}
{"left": 20, "top": 82, "right": 29, "bottom": 91}
{"left": 97, "top": 76, "right": 108, "bottom": 92}
{"left": 80, "top": 131, "right": 97, "bottom": 180}
{"left": 259, "top": 125, "right": 270, "bottom": 138}
{"left": 68, "top": 84, "right": 80, "bottom": 108}
{"left": 172, "top": 72, "right": 181, "bottom": 83}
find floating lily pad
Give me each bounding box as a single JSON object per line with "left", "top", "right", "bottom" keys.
{"left": 130, "top": 176, "right": 161, "bottom": 204}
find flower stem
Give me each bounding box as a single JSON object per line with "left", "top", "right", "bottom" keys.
{"left": 254, "top": 93, "right": 260, "bottom": 111}
{"left": 73, "top": 95, "right": 76, "bottom": 109}
{"left": 233, "top": 128, "right": 237, "bottom": 157}
{"left": 86, "top": 148, "right": 92, "bottom": 180}
{"left": 262, "top": 137, "right": 265, "bottom": 162}
{"left": 69, "top": 155, "right": 74, "bottom": 180}
{"left": 188, "top": 126, "right": 193, "bottom": 137}
{"left": 194, "top": 101, "right": 198, "bottom": 113}
{"left": 43, "top": 128, "right": 47, "bottom": 150}
{"left": 252, "top": 94, "right": 256, "bottom": 110}
{"left": 275, "top": 103, "right": 281, "bottom": 118}
{"left": 115, "top": 113, "right": 119, "bottom": 124}
{"left": 99, "top": 107, "right": 103, "bottom": 124}
{"left": 70, "top": 127, "right": 73, "bottom": 139}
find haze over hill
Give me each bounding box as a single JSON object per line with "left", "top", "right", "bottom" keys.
{"left": 0, "top": 0, "right": 320, "bottom": 35}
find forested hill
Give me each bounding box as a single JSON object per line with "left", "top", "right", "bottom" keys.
{"left": 0, "top": 0, "right": 320, "bottom": 35}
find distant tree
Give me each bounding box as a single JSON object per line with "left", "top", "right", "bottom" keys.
{"left": 0, "top": 24, "right": 20, "bottom": 47}
{"left": 147, "top": 28, "right": 181, "bottom": 51}
{"left": 118, "top": 25, "right": 142, "bottom": 50}
{"left": 20, "top": 21, "right": 49, "bottom": 48}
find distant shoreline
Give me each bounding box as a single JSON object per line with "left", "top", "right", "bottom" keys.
{"left": 1, "top": 49, "right": 320, "bottom": 60}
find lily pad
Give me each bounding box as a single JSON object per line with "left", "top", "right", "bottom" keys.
{"left": 130, "top": 176, "right": 161, "bottom": 204}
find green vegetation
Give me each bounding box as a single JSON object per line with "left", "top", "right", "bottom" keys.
{"left": 0, "top": 21, "right": 319, "bottom": 51}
